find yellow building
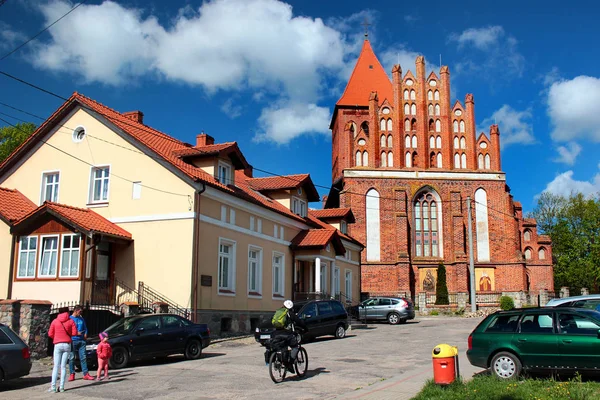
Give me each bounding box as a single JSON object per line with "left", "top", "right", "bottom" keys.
{"left": 0, "top": 93, "right": 363, "bottom": 334}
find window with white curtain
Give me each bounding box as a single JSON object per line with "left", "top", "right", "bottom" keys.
{"left": 362, "top": 151, "right": 369, "bottom": 166}
{"left": 355, "top": 151, "right": 362, "bottom": 166}
{"left": 436, "top": 136, "right": 442, "bottom": 148}
{"left": 453, "top": 120, "right": 458, "bottom": 133}
{"left": 381, "top": 135, "right": 386, "bottom": 147}
{"left": 405, "top": 135, "right": 411, "bottom": 148}
{"left": 436, "top": 153, "right": 442, "bottom": 168}
{"left": 405, "top": 152, "right": 412, "bottom": 167}
{"left": 430, "top": 136, "right": 435, "bottom": 149}
{"left": 460, "top": 120, "right": 465, "bottom": 132}
{"left": 435, "top": 104, "right": 440, "bottom": 116}
{"left": 60, "top": 234, "right": 80, "bottom": 278}
{"left": 41, "top": 172, "right": 60, "bottom": 203}
{"left": 410, "top": 90, "right": 416, "bottom": 100}
{"left": 404, "top": 119, "right": 410, "bottom": 131}
{"left": 461, "top": 153, "right": 467, "bottom": 168}
{"left": 380, "top": 119, "right": 386, "bottom": 131}
{"left": 428, "top": 90, "right": 433, "bottom": 100}
{"left": 380, "top": 152, "right": 387, "bottom": 167}
{"left": 38, "top": 236, "right": 59, "bottom": 277}
{"left": 387, "top": 119, "right": 392, "bottom": 131}
{"left": 454, "top": 137, "right": 459, "bottom": 149}
{"left": 485, "top": 154, "right": 491, "bottom": 169}
{"left": 404, "top": 90, "right": 409, "bottom": 100}
{"left": 435, "top": 120, "right": 441, "bottom": 132}
{"left": 387, "top": 135, "right": 393, "bottom": 148}
{"left": 411, "top": 135, "right": 417, "bottom": 148}
{"left": 460, "top": 137, "right": 466, "bottom": 149}
{"left": 388, "top": 152, "right": 393, "bottom": 167}
{"left": 454, "top": 153, "right": 460, "bottom": 168}
{"left": 17, "top": 236, "right": 37, "bottom": 278}
{"left": 411, "top": 104, "right": 416, "bottom": 115}
{"left": 434, "top": 90, "right": 440, "bottom": 100}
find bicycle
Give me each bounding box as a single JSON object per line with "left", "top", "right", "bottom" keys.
{"left": 268, "top": 333, "right": 308, "bottom": 383}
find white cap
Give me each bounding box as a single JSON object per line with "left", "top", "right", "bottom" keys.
{"left": 284, "top": 300, "right": 294, "bottom": 309}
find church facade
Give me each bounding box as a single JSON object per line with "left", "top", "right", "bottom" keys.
{"left": 325, "top": 39, "right": 553, "bottom": 300}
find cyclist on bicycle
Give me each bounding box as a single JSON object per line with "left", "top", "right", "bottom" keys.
{"left": 268, "top": 300, "right": 307, "bottom": 372}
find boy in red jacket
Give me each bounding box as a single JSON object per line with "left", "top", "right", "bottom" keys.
{"left": 48, "top": 308, "right": 77, "bottom": 392}
{"left": 96, "top": 332, "right": 112, "bottom": 380}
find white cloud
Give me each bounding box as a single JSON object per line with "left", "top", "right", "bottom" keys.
{"left": 220, "top": 98, "right": 243, "bottom": 119}
{"left": 0, "top": 22, "right": 27, "bottom": 52}
{"left": 542, "top": 67, "right": 561, "bottom": 87}
{"left": 254, "top": 102, "right": 331, "bottom": 144}
{"left": 449, "top": 26, "right": 504, "bottom": 50}
{"left": 547, "top": 76, "right": 600, "bottom": 142}
{"left": 542, "top": 170, "right": 600, "bottom": 198}
{"left": 478, "top": 105, "right": 534, "bottom": 148}
{"left": 404, "top": 15, "right": 419, "bottom": 24}
{"left": 553, "top": 142, "right": 581, "bottom": 165}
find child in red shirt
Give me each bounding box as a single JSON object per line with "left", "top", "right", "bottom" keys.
{"left": 96, "top": 332, "right": 112, "bottom": 380}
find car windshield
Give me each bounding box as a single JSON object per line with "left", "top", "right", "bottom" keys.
{"left": 104, "top": 317, "right": 143, "bottom": 335}
{"left": 579, "top": 309, "right": 600, "bottom": 321}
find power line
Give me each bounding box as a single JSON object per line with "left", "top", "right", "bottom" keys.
{"left": 0, "top": 0, "right": 88, "bottom": 61}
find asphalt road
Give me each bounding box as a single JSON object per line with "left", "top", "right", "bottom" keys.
{"left": 0, "top": 316, "right": 483, "bottom": 400}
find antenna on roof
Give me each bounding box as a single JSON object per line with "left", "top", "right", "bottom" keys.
{"left": 362, "top": 18, "right": 371, "bottom": 39}
{"left": 439, "top": 54, "right": 442, "bottom": 69}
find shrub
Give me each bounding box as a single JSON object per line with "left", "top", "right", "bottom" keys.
{"left": 500, "top": 296, "right": 515, "bottom": 310}
{"left": 430, "top": 310, "right": 439, "bottom": 316}
{"left": 435, "top": 263, "right": 449, "bottom": 305}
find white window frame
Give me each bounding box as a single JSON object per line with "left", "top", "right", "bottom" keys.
{"left": 272, "top": 252, "right": 285, "bottom": 298}
{"left": 340, "top": 220, "right": 347, "bottom": 234}
{"left": 40, "top": 171, "right": 60, "bottom": 204}
{"left": 345, "top": 269, "right": 353, "bottom": 300}
{"left": 38, "top": 235, "right": 59, "bottom": 278}
{"left": 292, "top": 197, "right": 307, "bottom": 217}
{"left": 218, "top": 238, "right": 236, "bottom": 295}
{"left": 247, "top": 245, "right": 263, "bottom": 297}
{"left": 59, "top": 234, "right": 81, "bottom": 278}
{"left": 334, "top": 266, "right": 341, "bottom": 295}
{"left": 132, "top": 181, "right": 142, "bottom": 200}
{"left": 217, "top": 161, "right": 232, "bottom": 185}
{"left": 17, "top": 236, "right": 37, "bottom": 279}
{"left": 88, "top": 165, "right": 110, "bottom": 204}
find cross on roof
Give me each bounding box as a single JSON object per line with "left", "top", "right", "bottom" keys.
{"left": 362, "top": 18, "right": 371, "bottom": 38}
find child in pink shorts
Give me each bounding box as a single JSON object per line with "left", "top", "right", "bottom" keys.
{"left": 96, "top": 332, "right": 112, "bottom": 380}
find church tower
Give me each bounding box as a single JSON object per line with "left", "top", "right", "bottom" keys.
{"left": 327, "top": 39, "right": 553, "bottom": 300}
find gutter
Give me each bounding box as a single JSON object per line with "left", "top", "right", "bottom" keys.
{"left": 191, "top": 183, "right": 206, "bottom": 322}
{"left": 6, "top": 234, "right": 16, "bottom": 299}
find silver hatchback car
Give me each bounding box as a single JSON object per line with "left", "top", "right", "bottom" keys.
{"left": 356, "top": 297, "right": 415, "bottom": 325}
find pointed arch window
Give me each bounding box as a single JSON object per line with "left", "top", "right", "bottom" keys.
{"left": 460, "top": 137, "right": 466, "bottom": 149}
{"left": 461, "top": 153, "right": 467, "bottom": 168}
{"left": 485, "top": 154, "right": 491, "bottom": 169}
{"left": 387, "top": 119, "right": 392, "bottom": 131}
{"left": 459, "top": 120, "right": 465, "bottom": 133}
{"left": 414, "top": 191, "right": 441, "bottom": 257}
{"left": 411, "top": 135, "right": 417, "bottom": 148}
{"left": 362, "top": 151, "right": 369, "bottom": 166}
{"left": 429, "top": 136, "right": 435, "bottom": 149}
{"left": 524, "top": 230, "right": 531, "bottom": 242}
{"left": 355, "top": 151, "right": 362, "bottom": 167}
{"left": 412, "top": 152, "right": 418, "bottom": 168}
{"left": 381, "top": 152, "right": 387, "bottom": 167}
{"left": 435, "top": 104, "right": 440, "bottom": 116}
{"left": 524, "top": 248, "right": 533, "bottom": 260}
{"left": 435, "top": 119, "right": 441, "bottom": 132}
{"left": 405, "top": 152, "right": 412, "bottom": 167}
{"left": 428, "top": 90, "right": 433, "bottom": 100}
{"left": 380, "top": 135, "right": 386, "bottom": 147}
{"left": 478, "top": 154, "right": 484, "bottom": 169}
{"left": 405, "top": 135, "right": 411, "bottom": 148}
{"left": 539, "top": 248, "right": 546, "bottom": 260}
{"left": 411, "top": 104, "right": 417, "bottom": 115}
{"left": 404, "top": 90, "right": 409, "bottom": 100}
{"left": 429, "top": 152, "right": 436, "bottom": 168}
{"left": 410, "top": 90, "right": 416, "bottom": 100}
{"left": 404, "top": 119, "right": 410, "bottom": 131}
{"left": 366, "top": 189, "right": 381, "bottom": 261}
{"left": 388, "top": 152, "right": 393, "bottom": 167}
{"left": 454, "top": 153, "right": 460, "bottom": 168}
{"left": 453, "top": 120, "right": 458, "bottom": 133}
{"left": 436, "top": 153, "right": 442, "bottom": 168}
{"left": 454, "top": 137, "right": 459, "bottom": 149}
{"left": 436, "top": 136, "right": 442, "bottom": 149}
{"left": 404, "top": 103, "right": 410, "bottom": 114}
{"left": 380, "top": 119, "right": 386, "bottom": 131}
{"left": 434, "top": 90, "right": 440, "bottom": 101}
{"left": 475, "top": 188, "right": 490, "bottom": 261}
{"left": 387, "top": 135, "right": 393, "bottom": 147}
{"left": 350, "top": 123, "right": 357, "bottom": 139}
{"left": 429, "top": 119, "right": 435, "bottom": 132}
{"left": 361, "top": 121, "right": 370, "bottom": 136}
{"left": 428, "top": 104, "right": 434, "bottom": 115}
{"left": 411, "top": 118, "right": 417, "bottom": 131}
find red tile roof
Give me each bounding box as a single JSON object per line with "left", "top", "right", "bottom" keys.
{"left": 0, "top": 187, "right": 36, "bottom": 225}
{"left": 246, "top": 174, "right": 320, "bottom": 202}
{"left": 336, "top": 40, "right": 394, "bottom": 107}
{"left": 13, "top": 202, "right": 132, "bottom": 240}
{"left": 310, "top": 208, "right": 354, "bottom": 222}
{"left": 291, "top": 229, "right": 336, "bottom": 248}
{"left": 306, "top": 213, "right": 364, "bottom": 248}
{"left": 172, "top": 142, "right": 237, "bottom": 157}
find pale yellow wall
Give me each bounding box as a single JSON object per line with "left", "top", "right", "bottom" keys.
{"left": 0, "top": 223, "right": 11, "bottom": 299}
{"left": 191, "top": 158, "right": 215, "bottom": 176}
{"left": 12, "top": 281, "right": 80, "bottom": 304}
{"left": 0, "top": 108, "right": 195, "bottom": 217}
{"left": 114, "top": 218, "right": 194, "bottom": 306}
{"left": 269, "top": 191, "right": 292, "bottom": 209}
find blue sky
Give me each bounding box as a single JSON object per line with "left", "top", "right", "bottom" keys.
{"left": 1, "top": 0, "right": 599, "bottom": 212}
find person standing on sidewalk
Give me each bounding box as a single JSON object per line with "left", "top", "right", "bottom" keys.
{"left": 48, "top": 307, "right": 77, "bottom": 393}
{"left": 68, "top": 305, "right": 94, "bottom": 381}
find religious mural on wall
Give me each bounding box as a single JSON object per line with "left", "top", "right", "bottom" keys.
{"left": 422, "top": 268, "right": 437, "bottom": 292}
{"left": 475, "top": 268, "right": 495, "bottom": 292}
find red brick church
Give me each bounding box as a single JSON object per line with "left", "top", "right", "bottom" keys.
{"left": 324, "top": 39, "right": 553, "bottom": 299}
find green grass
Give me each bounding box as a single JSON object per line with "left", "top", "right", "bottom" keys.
{"left": 411, "top": 375, "right": 600, "bottom": 400}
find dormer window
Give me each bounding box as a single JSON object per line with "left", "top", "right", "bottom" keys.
{"left": 217, "top": 161, "right": 232, "bottom": 185}
{"left": 292, "top": 197, "right": 307, "bottom": 217}
{"left": 340, "top": 220, "right": 347, "bottom": 234}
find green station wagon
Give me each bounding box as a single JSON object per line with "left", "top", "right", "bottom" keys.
{"left": 467, "top": 307, "right": 600, "bottom": 379}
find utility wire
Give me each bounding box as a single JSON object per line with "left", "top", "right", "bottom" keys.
{"left": 0, "top": 0, "right": 88, "bottom": 61}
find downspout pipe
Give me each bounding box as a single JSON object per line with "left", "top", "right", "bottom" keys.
{"left": 7, "top": 234, "right": 16, "bottom": 299}
{"left": 191, "top": 183, "right": 206, "bottom": 323}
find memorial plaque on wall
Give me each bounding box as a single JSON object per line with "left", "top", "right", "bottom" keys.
{"left": 201, "top": 275, "right": 212, "bottom": 287}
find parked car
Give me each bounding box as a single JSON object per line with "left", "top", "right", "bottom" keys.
{"left": 467, "top": 307, "right": 600, "bottom": 379}
{"left": 255, "top": 299, "right": 348, "bottom": 344}
{"left": 546, "top": 294, "right": 600, "bottom": 309}
{"left": 84, "top": 314, "right": 210, "bottom": 369}
{"left": 0, "top": 323, "right": 31, "bottom": 382}
{"left": 350, "top": 297, "right": 415, "bottom": 325}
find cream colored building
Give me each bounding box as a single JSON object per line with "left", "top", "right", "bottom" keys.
{"left": 0, "top": 93, "right": 363, "bottom": 334}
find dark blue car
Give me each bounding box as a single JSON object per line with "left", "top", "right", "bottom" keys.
{"left": 84, "top": 314, "right": 210, "bottom": 369}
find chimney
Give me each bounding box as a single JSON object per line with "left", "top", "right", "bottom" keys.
{"left": 196, "top": 132, "right": 214, "bottom": 147}
{"left": 123, "top": 111, "right": 144, "bottom": 124}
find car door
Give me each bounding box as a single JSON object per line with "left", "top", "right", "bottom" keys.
{"left": 378, "top": 298, "right": 393, "bottom": 320}
{"left": 299, "top": 302, "right": 320, "bottom": 336}
{"left": 130, "top": 316, "right": 162, "bottom": 359}
{"left": 317, "top": 301, "right": 336, "bottom": 336}
{"left": 359, "top": 298, "right": 379, "bottom": 320}
{"left": 512, "top": 311, "right": 558, "bottom": 369}
{"left": 557, "top": 311, "right": 600, "bottom": 369}
{"left": 160, "top": 315, "right": 187, "bottom": 354}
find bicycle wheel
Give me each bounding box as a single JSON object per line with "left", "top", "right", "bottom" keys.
{"left": 269, "top": 351, "right": 287, "bottom": 383}
{"left": 295, "top": 347, "right": 308, "bottom": 377}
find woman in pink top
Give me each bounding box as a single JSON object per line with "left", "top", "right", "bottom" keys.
{"left": 48, "top": 307, "right": 77, "bottom": 393}
{"left": 96, "top": 332, "right": 112, "bottom": 380}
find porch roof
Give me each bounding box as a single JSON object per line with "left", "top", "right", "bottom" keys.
{"left": 309, "top": 208, "right": 355, "bottom": 223}
{"left": 291, "top": 229, "right": 346, "bottom": 255}
{"left": 12, "top": 202, "right": 132, "bottom": 241}
{"left": 0, "top": 187, "right": 36, "bottom": 225}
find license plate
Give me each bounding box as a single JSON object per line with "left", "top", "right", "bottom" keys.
{"left": 260, "top": 335, "right": 270, "bottom": 339}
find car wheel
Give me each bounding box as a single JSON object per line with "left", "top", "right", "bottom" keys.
{"left": 387, "top": 313, "right": 401, "bottom": 325}
{"left": 491, "top": 351, "right": 521, "bottom": 379}
{"left": 184, "top": 339, "right": 202, "bottom": 360}
{"left": 334, "top": 324, "right": 346, "bottom": 339}
{"left": 109, "top": 346, "right": 129, "bottom": 369}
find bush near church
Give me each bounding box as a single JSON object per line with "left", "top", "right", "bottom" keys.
{"left": 435, "top": 263, "right": 449, "bottom": 305}
{"left": 500, "top": 296, "right": 515, "bottom": 310}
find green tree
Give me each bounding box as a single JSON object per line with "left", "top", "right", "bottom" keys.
{"left": 435, "top": 263, "right": 449, "bottom": 305}
{"left": 530, "top": 192, "right": 600, "bottom": 293}
{"left": 0, "top": 122, "right": 36, "bottom": 162}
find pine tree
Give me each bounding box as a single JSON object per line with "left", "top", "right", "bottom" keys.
{"left": 435, "top": 263, "right": 449, "bottom": 305}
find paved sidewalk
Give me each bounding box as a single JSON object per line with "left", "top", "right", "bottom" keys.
{"left": 337, "top": 347, "right": 483, "bottom": 400}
